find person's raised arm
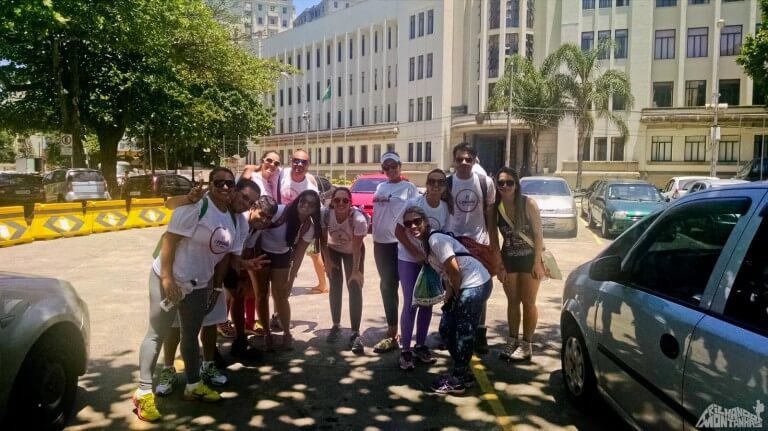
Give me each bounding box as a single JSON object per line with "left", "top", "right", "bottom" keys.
{"left": 165, "top": 181, "right": 205, "bottom": 210}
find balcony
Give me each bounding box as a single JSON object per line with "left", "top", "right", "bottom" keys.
{"left": 640, "top": 106, "right": 768, "bottom": 127}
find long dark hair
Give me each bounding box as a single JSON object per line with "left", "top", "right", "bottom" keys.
{"left": 284, "top": 189, "right": 322, "bottom": 249}
{"left": 329, "top": 187, "right": 352, "bottom": 210}
{"left": 425, "top": 169, "right": 453, "bottom": 215}
{"left": 495, "top": 167, "right": 525, "bottom": 233}
{"left": 403, "top": 205, "right": 431, "bottom": 254}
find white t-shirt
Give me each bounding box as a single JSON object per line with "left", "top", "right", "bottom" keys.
{"left": 427, "top": 231, "right": 491, "bottom": 290}
{"left": 260, "top": 205, "right": 316, "bottom": 254}
{"left": 447, "top": 173, "right": 496, "bottom": 245}
{"left": 152, "top": 199, "right": 245, "bottom": 289}
{"left": 252, "top": 170, "right": 281, "bottom": 199}
{"left": 324, "top": 208, "right": 368, "bottom": 254}
{"left": 396, "top": 195, "right": 450, "bottom": 262}
{"left": 280, "top": 169, "right": 318, "bottom": 205}
{"left": 372, "top": 180, "right": 418, "bottom": 243}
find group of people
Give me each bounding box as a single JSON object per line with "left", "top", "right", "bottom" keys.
{"left": 132, "top": 142, "right": 546, "bottom": 421}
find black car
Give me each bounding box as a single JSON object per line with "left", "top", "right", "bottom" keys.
{"left": 0, "top": 173, "right": 44, "bottom": 217}
{"left": 121, "top": 174, "right": 193, "bottom": 205}
{"left": 733, "top": 157, "right": 768, "bottom": 181}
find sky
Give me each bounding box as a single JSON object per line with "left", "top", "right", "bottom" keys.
{"left": 293, "top": 0, "right": 316, "bottom": 15}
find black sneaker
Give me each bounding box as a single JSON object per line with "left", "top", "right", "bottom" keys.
{"left": 459, "top": 372, "right": 476, "bottom": 388}
{"left": 430, "top": 374, "right": 466, "bottom": 395}
{"left": 350, "top": 333, "right": 365, "bottom": 355}
{"left": 230, "top": 337, "right": 262, "bottom": 360}
{"left": 326, "top": 326, "right": 342, "bottom": 343}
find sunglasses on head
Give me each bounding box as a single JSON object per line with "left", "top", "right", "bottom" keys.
{"left": 212, "top": 179, "right": 235, "bottom": 188}
{"left": 497, "top": 179, "right": 516, "bottom": 188}
{"left": 292, "top": 158, "right": 309, "bottom": 166}
{"left": 263, "top": 157, "right": 281, "bottom": 166}
{"left": 403, "top": 217, "right": 423, "bottom": 228}
{"left": 427, "top": 178, "right": 446, "bottom": 186}
{"left": 333, "top": 197, "right": 350, "bottom": 204}
{"left": 455, "top": 156, "right": 474, "bottom": 164}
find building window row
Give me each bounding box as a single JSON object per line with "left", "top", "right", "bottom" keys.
{"left": 656, "top": 25, "right": 742, "bottom": 59}
{"left": 583, "top": 0, "right": 630, "bottom": 8}
{"left": 407, "top": 96, "right": 433, "bottom": 122}
{"left": 580, "top": 136, "right": 625, "bottom": 161}
{"left": 651, "top": 135, "right": 741, "bottom": 162}
{"left": 325, "top": 143, "right": 403, "bottom": 164}
{"left": 654, "top": 79, "right": 740, "bottom": 108}
{"left": 581, "top": 29, "right": 628, "bottom": 59}
{"left": 406, "top": 141, "right": 432, "bottom": 162}
{"left": 409, "top": 9, "right": 435, "bottom": 39}
{"left": 408, "top": 53, "right": 434, "bottom": 81}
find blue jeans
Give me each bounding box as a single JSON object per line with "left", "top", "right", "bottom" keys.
{"left": 438, "top": 279, "right": 493, "bottom": 378}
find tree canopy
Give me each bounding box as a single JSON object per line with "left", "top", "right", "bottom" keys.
{"left": 737, "top": 0, "right": 768, "bottom": 105}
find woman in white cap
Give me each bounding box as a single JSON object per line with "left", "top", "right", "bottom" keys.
{"left": 371, "top": 152, "right": 418, "bottom": 353}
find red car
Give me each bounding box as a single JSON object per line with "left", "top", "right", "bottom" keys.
{"left": 349, "top": 173, "right": 408, "bottom": 226}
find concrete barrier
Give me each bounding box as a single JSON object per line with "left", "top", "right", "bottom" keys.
{"left": 0, "top": 206, "right": 35, "bottom": 247}
{"left": 86, "top": 200, "right": 129, "bottom": 234}
{"left": 126, "top": 198, "right": 170, "bottom": 228}
{"left": 29, "top": 202, "right": 91, "bottom": 240}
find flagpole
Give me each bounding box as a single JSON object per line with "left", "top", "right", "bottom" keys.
{"left": 330, "top": 76, "right": 334, "bottom": 180}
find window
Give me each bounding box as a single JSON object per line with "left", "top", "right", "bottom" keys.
{"left": 526, "top": 34, "right": 534, "bottom": 59}
{"left": 688, "top": 0, "right": 709, "bottom": 4}
{"left": 327, "top": 44, "right": 331, "bottom": 65}
{"left": 327, "top": 112, "right": 331, "bottom": 129}
{"left": 316, "top": 81, "right": 320, "bottom": 101}
{"left": 279, "top": 89, "right": 284, "bottom": 106}
{"left": 611, "top": 137, "right": 625, "bottom": 161}
{"left": 651, "top": 136, "right": 673, "bottom": 161}
{"left": 374, "top": 31, "right": 379, "bottom": 53}
{"left": 361, "top": 34, "right": 366, "bottom": 56}
{"left": 684, "top": 136, "right": 707, "bottom": 161}
{"left": 720, "top": 25, "right": 743, "bottom": 56}
{"left": 337, "top": 110, "right": 342, "bottom": 128}
{"left": 687, "top": 27, "right": 708, "bottom": 57}
{"left": 507, "top": 0, "right": 520, "bottom": 27}
{"left": 407, "top": 142, "right": 414, "bottom": 162}
{"left": 337, "top": 147, "right": 344, "bottom": 163}
{"left": 427, "top": 10, "right": 434, "bottom": 34}
{"left": 418, "top": 55, "right": 424, "bottom": 79}
{"left": 426, "top": 53, "right": 433, "bottom": 78}
{"left": 361, "top": 145, "right": 368, "bottom": 163}
{"left": 316, "top": 148, "right": 321, "bottom": 164}
{"left": 279, "top": 118, "right": 284, "bottom": 134}
{"left": 326, "top": 147, "right": 331, "bottom": 164}
{"left": 282, "top": 7, "right": 287, "bottom": 13}
{"left": 594, "top": 137, "right": 608, "bottom": 161}
{"left": 337, "top": 76, "right": 342, "bottom": 97}
{"left": 719, "top": 135, "right": 740, "bottom": 162}
{"left": 655, "top": 29, "right": 676, "bottom": 59}
{"left": 349, "top": 38, "right": 353, "bottom": 59}
{"left": 388, "top": 26, "right": 392, "bottom": 49}
{"left": 597, "top": 30, "right": 611, "bottom": 59}
{"left": 613, "top": 94, "right": 627, "bottom": 111}
{"left": 653, "top": 82, "right": 674, "bottom": 107}
{"left": 581, "top": 32, "right": 594, "bottom": 51}
{"left": 374, "top": 105, "right": 378, "bottom": 123}
{"left": 489, "top": 0, "right": 500, "bottom": 29}
{"left": 506, "top": 33, "right": 519, "bottom": 56}
{"left": 417, "top": 97, "right": 424, "bottom": 121}
{"left": 583, "top": 0, "right": 595, "bottom": 8}
{"left": 387, "top": 143, "right": 395, "bottom": 153}
{"left": 361, "top": 107, "right": 365, "bottom": 125}
{"left": 613, "top": 29, "right": 628, "bottom": 58}
{"left": 337, "top": 41, "right": 342, "bottom": 62}
{"left": 257, "top": 4, "right": 262, "bottom": 10}
{"left": 297, "top": 87, "right": 301, "bottom": 104}
{"left": 527, "top": 0, "right": 534, "bottom": 27}
{"left": 297, "top": 53, "right": 302, "bottom": 70}
{"left": 685, "top": 80, "right": 707, "bottom": 106}
{"left": 374, "top": 69, "right": 378, "bottom": 91}
{"left": 725, "top": 218, "right": 768, "bottom": 334}
{"left": 306, "top": 83, "right": 311, "bottom": 102}
{"left": 599, "top": 0, "right": 611, "bottom": 7}
{"left": 361, "top": 71, "right": 365, "bottom": 93}
{"left": 387, "top": 66, "right": 391, "bottom": 88}
{"left": 373, "top": 144, "right": 382, "bottom": 162}
{"left": 349, "top": 74, "right": 353, "bottom": 95}
{"left": 627, "top": 199, "right": 748, "bottom": 306}
{"left": 617, "top": 0, "right": 630, "bottom": 5}
{"left": 656, "top": 0, "right": 676, "bottom": 6}
{"left": 582, "top": 137, "right": 591, "bottom": 161}
{"left": 754, "top": 135, "right": 768, "bottom": 158}
{"left": 425, "top": 141, "right": 432, "bottom": 162}
{"left": 288, "top": 87, "right": 292, "bottom": 105}
{"left": 719, "top": 79, "right": 740, "bottom": 105}
{"left": 348, "top": 146, "right": 355, "bottom": 163}
{"left": 288, "top": 118, "right": 293, "bottom": 133}
{"left": 409, "top": 57, "right": 415, "bottom": 81}
{"left": 419, "top": 12, "right": 425, "bottom": 36}
{"left": 349, "top": 109, "right": 353, "bottom": 127}
{"left": 282, "top": 20, "right": 287, "bottom": 27}
{"left": 416, "top": 142, "right": 423, "bottom": 162}
{"left": 489, "top": 35, "right": 500, "bottom": 77}
{"left": 409, "top": 15, "right": 415, "bottom": 39}
{"left": 257, "top": 17, "right": 263, "bottom": 24}
{"left": 426, "top": 96, "right": 432, "bottom": 120}
{"left": 408, "top": 99, "right": 414, "bottom": 122}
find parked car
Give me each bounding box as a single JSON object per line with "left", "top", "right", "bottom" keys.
{"left": 121, "top": 173, "right": 193, "bottom": 205}
{"left": 0, "top": 272, "right": 90, "bottom": 429}
{"left": 561, "top": 182, "right": 768, "bottom": 430}
{"left": 519, "top": 176, "right": 578, "bottom": 237}
{"left": 660, "top": 176, "right": 719, "bottom": 201}
{"left": 733, "top": 157, "right": 768, "bottom": 181}
{"left": 43, "top": 169, "right": 110, "bottom": 203}
{"left": 586, "top": 180, "right": 666, "bottom": 238}
{"left": 579, "top": 180, "right": 604, "bottom": 218}
{"left": 687, "top": 178, "right": 749, "bottom": 194}
{"left": 0, "top": 173, "right": 44, "bottom": 217}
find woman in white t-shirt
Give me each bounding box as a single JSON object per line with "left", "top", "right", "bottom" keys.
{"left": 257, "top": 189, "right": 321, "bottom": 350}
{"left": 393, "top": 169, "right": 452, "bottom": 370}
{"left": 371, "top": 152, "right": 419, "bottom": 353}
{"left": 402, "top": 205, "right": 493, "bottom": 396}
{"left": 242, "top": 150, "right": 282, "bottom": 199}
{"left": 320, "top": 187, "right": 367, "bottom": 354}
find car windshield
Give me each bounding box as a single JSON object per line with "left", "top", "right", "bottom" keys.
{"left": 607, "top": 184, "right": 663, "bottom": 202}
{"left": 0, "top": 174, "right": 40, "bottom": 187}
{"left": 679, "top": 178, "right": 704, "bottom": 190}
{"left": 351, "top": 178, "right": 386, "bottom": 193}
{"left": 70, "top": 171, "right": 104, "bottom": 182}
{"left": 521, "top": 180, "right": 570, "bottom": 196}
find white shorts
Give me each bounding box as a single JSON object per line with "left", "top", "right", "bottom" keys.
{"left": 173, "top": 289, "right": 229, "bottom": 328}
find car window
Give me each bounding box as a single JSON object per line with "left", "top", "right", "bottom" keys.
{"left": 176, "top": 176, "right": 192, "bottom": 188}
{"left": 54, "top": 171, "right": 66, "bottom": 182}
{"left": 351, "top": 178, "right": 385, "bottom": 193}
{"left": 723, "top": 217, "right": 768, "bottom": 335}
{"left": 626, "top": 199, "right": 750, "bottom": 307}
{"left": 0, "top": 175, "right": 40, "bottom": 187}
{"left": 601, "top": 212, "right": 660, "bottom": 260}
{"left": 679, "top": 178, "right": 701, "bottom": 190}
{"left": 607, "top": 184, "right": 663, "bottom": 202}
{"left": 520, "top": 180, "right": 570, "bottom": 196}
{"left": 663, "top": 179, "right": 675, "bottom": 193}
{"left": 70, "top": 171, "right": 104, "bottom": 182}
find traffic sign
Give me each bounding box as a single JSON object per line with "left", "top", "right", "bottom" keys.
{"left": 60, "top": 134, "right": 73, "bottom": 156}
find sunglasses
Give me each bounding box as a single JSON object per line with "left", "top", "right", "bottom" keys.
{"left": 455, "top": 156, "right": 474, "bottom": 164}
{"left": 212, "top": 179, "right": 235, "bottom": 188}
{"left": 333, "top": 197, "right": 350, "bottom": 204}
{"left": 382, "top": 164, "right": 398, "bottom": 171}
{"left": 427, "top": 179, "right": 446, "bottom": 186}
{"left": 292, "top": 159, "right": 310, "bottom": 166}
{"left": 497, "top": 179, "right": 516, "bottom": 188}
{"left": 403, "top": 218, "right": 423, "bottom": 228}
{"left": 263, "top": 157, "right": 281, "bottom": 166}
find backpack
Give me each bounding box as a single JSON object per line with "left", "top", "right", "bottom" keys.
{"left": 151, "top": 197, "right": 237, "bottom": 259}
{"left": 446, "top": 172, "right": 489, "bottom": 221}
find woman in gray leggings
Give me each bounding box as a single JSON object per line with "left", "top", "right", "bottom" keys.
{"left": 132, "top": 167, "right": 245, "bottom": 422}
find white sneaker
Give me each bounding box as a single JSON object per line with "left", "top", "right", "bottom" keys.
{"left": 200, "top": 362, "right": 228, "bottom": 386}
{"left": 509, "top": 341, "right": 532, "bottom": 362}
{"left": 155, "top": 366, "right": 177, "bottom": 396}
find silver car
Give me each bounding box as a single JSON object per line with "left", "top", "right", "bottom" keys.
{"left": 43, "top": 168, "right": 110, "bottom": 203}
{"left": 0, "top": 272, "right": 90, "bottom": 429}
{"left": 520, "top": 176, "right": 578, "bottom": 237}
{"left": 687, "top": 178, "right": 749, "bottom": 194}
{"left": 561, "top": 183, "right": 768, "bottom": 430}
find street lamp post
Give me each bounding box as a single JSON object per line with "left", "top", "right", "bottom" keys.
{"left": 710, "top": 18, "right": 726, "bottom": 177}
{"left": 505, "top": 68, "right": 513, "bottom": 167}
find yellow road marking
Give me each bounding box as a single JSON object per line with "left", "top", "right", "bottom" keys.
{"left": 579, "top": 218, "right": 604, "bottom": 245}
{"left": 470, "top": 356, "right": 515, "bottom": 431}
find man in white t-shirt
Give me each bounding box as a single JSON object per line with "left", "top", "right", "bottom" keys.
{"left": 446, "top": 143, "right": 496, "bottom": 355}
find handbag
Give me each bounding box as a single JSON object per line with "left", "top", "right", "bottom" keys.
{"left": 497, "top": 205, "right": 563, "bottom": 280}
{"left": 412, "top": 264, "right": 445, "bottom": 306}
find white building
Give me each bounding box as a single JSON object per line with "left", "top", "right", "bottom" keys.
{"left": 293, "top": 0, "right": 366, "bottom": 27}
{"left": 257, "top": 0, "right": 766, "bottom": 185}
{"left": 240, "top": 0, "right": 297, "bottom": 56}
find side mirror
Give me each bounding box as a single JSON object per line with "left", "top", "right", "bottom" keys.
{"left": 589, "top": 255, "right": 623, "bottom": 282}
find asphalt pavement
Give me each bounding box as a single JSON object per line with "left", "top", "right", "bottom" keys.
{"left": 1, "top": 217, "right": 630, "bottom": 430}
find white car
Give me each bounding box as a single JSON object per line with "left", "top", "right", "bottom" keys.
{"left": 687, "top": 178, "right": 749, "bottom": 194}
{"left": 660, "top": 176, "right": 718, "bottom": 201}
{"left": 519, "top": 176, "right": 578, "bottom": 237}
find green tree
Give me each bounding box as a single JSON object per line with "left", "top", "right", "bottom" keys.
{"left": 549, "top": 43, "right": 634, "bottom": 190}
{"left": 0, "top": 129, "right": 16, "bottom": 163}
{"left": 737, "top": 0, "right": 768, "bottom": 105}
{"left": 488, "top": 54, "right": 566, "bottom": 174}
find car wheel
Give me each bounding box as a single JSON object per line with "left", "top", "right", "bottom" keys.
{"left": 587, "top": 209, "right": 596, "bottom": 228}
{"left": 601, "top": 215, "right": 611, "bottom": 239}
{"left": 9, "top": 335, "right": 78, "bottom": 429}
{"left": 561, "top": 320, "right": 598, "bottom": 408}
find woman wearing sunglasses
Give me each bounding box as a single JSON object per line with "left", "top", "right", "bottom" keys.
{"left": 402, "top": 205, "right": 492, "bottom": 394}
{"left": 320, "top": 187, "right": 368, "bottom": 354}
{"left": 257, "top": 189, "right": 322, "bottom": 350}
{"left": 393, "top": 169, "right": 453, "bottom": 369}
{"left": 489, "top": 167, "right": 545, "bottom": 362}
{"left": 243, "top": 150, "right": 282, "bottom": 199}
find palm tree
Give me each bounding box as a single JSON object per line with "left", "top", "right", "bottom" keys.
{"left": 548, "top": 43, "right": 634, "bottom": 190}
{"left": 488, "top": 54, "right": 566, "bottom": 175}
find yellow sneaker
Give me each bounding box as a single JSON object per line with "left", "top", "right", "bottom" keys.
{"left": 132, "top": 391, "right": 161, "bottom": 422}
{"left": 183, "top": 382, "right": 221, "bottom": 402}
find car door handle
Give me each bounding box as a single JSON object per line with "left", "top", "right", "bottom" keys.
{"left": 659, "top": 333, "right": 680, "bottom": 359}
{"left": 0, "top": 314, "right": 15, "bottom": 329}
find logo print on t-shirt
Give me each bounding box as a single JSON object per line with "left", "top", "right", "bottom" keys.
{"left": 209, "top": 226, "right": 232, "bottom": 254}
{"left": 455, "top": 189, "right": 479, "bottom": 213}
{"left": 331, "top": 228, "right": 351, "bottom": 245}
{"left": 428, "top": 216, "right": 441, "bottom": 229}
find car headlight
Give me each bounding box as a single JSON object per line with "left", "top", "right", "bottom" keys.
{"left": 613, "top": 210, "right": 628, "bottom": 219}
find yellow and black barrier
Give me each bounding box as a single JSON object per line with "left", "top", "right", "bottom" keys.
{"left": 29, "top": 202, "right": 91, "bottom": 240}
{"left": 126, "top": 198, "right": 170, "bottom": 228}
{"left": 86, "top": 200, "right": 130, "bottom": 234}
{"left": 0, "top": 206, "right": 35, "bottom": 247}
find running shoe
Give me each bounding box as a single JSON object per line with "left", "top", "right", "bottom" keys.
{"left": 270, "top": 313, "right": 283, "bottom": 332}
{"left": 326, "top": 326, "right": 342, "bottom": 343}
{"left": 430, "top": 374, "right": 466, "bottom": 395}
{"left": 132, "top": 391, "right": 161, "bottom": 422}
{"left": 399, "top": 351, "right": 415, "bottom": 370}
{"left": 373, "top": 336, "right": 398, "bottom": 353}
{"left": 413, "top": 345, "right": 437, "bottom": 364}
{"left": 183, "top": 382, "right": 221, "bottom": 402}
{"left": 200, "top": 362, "right": 228, "bottom": 386}
{"left": 349, "top": 333, "right": 365, "bottom": 355}
{"left": 155, "top": 366, "right": 177, "bottom": 396}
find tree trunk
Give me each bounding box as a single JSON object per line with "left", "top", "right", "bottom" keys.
{"left": 576, "top": 125, "right": 585, "bottom": 191}
{"left": 96, "top": 124, "right": 126, "bottom": 195}
{"left": 53, "top": 38, "right": 85, "bottom": 168}
{"left": 531, "top": 128, "right": 540, "bottom": 175}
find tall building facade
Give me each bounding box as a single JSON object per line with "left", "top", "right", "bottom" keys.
{"left": 293, "top": 0, "right": 366, "bottom": 27}
{"left": 239, "top": 0, "right": 296, "bottom": 56}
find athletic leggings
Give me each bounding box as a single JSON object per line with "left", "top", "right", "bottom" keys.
{"left": 373, "top": 242, "right": 400, "bottom": 328}
{"left": 327, "top": 246, "right": 365, "bottom": 332}
{"left": 398, "top": 260, "right": 433, "bottom": 351}
{"left": 439, "top": 279, "right": 493, "bottom": 379}
{"left": 139, "top": 270, "right": 208, "bottom": 391}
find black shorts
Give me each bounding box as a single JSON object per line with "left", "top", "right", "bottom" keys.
{"left": 265, "top": 251, "right": 292, "bottom": 269}
{"left": 502, "top": 253, "right": 535, "bottom": 274}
